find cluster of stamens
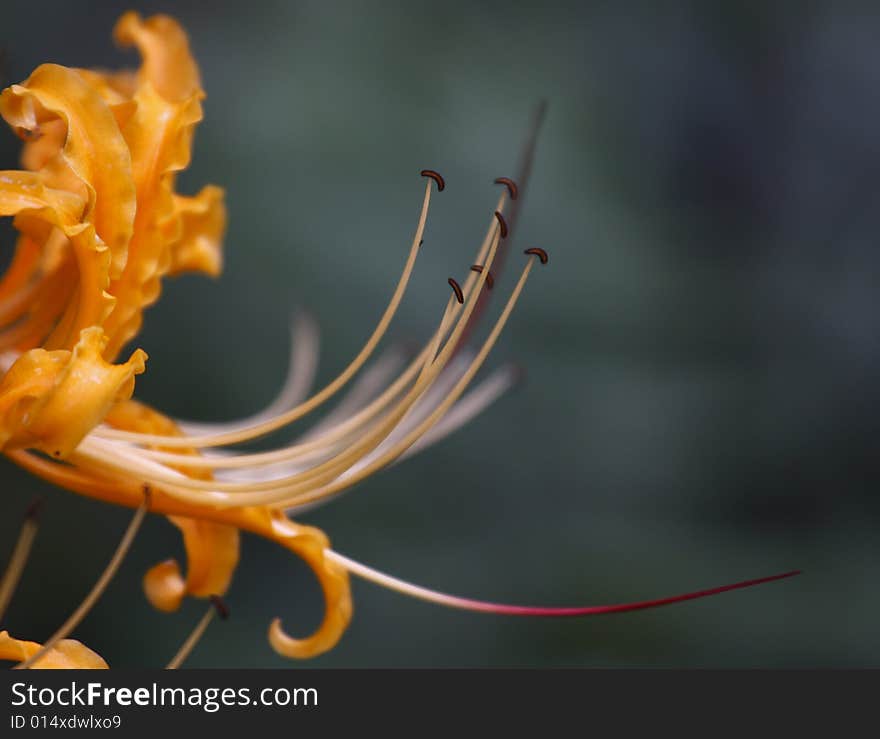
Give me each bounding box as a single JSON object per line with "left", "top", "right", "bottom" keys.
{"left": 61, "top": 172, "right": 549, "bottom": 514}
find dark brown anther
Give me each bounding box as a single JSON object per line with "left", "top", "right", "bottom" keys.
{"left": 493, "top": 177, "right": 519, "bottom": 200}
{"left": 419, "top": 239, "right": 424, "bottom": 247}
{"left": 141, "top": 484, "right": 153, "bottom": 508}
{"left": 420, "top": 169, "right": 445, "bottom": 191}
{"left": 524, "top": 247, "right": 549, "bottom": 264}
{"left": 448, "top": 277, "right": 464, "bottom": 304}
{"left": 210, "top": 595, "right": 230, "bottom": 620}
{"left": 494, "top": 211, "right": 508, "bottom": 238}
{"left": 470, "top": 264, "right": 495, "bottom": 289}
{"left": 24, "top": 496, "right": 45, "bottom": 522}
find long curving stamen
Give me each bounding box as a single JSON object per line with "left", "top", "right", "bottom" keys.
{"left": 0, "top": 498, "right": 43, "bottom": 624}
{"left": 165, "top": 595, "right": 228, "bottom": 669}
{"left": 94, "top": 177, "right": 437, "bottom": 449}
{"left": 14, "top": 489, "right": 150, "bottom": 669}
{"left": 326, "top": 549, "right": 801, "bottom": 616}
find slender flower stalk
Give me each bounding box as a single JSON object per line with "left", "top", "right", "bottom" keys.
{"left": 0, "top": 499, "right": 41, "bottom": 623}
{"left": 165, "top": 596, "right": 228, "bottom": 670}
{"left": 0, "top": 12, "right": 800, "bottom": 667}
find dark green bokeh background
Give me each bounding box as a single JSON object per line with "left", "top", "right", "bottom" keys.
{"left": 0, "top": 1, "right": 876, "bottom": 666}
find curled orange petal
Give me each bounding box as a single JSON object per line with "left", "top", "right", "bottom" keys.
{"left": 265, "top": 513, "right": 352, "bottom": 659}
{"left": 142, "top": 559, "right": 187, "bottom": 613}
{"left": 0, "top": 631, "right": 108, "bottom": 669}
{"left": 0, "top": 170, "right": 115, "bottom": 352}
{"left": 0, "top": 63, "right": 136, "bottom": 278}
{"left": 168, "top": 186, "right": 226, "bottom": 278}
{"left": 0, "top": 327, "right": 146, "bottom": 457}
{"left": 114, "top": 11, "right": 202, "bottom": 102}
{"left": 98, "top": 13, "right": 225, "bottom": 359}
{"left": 141, "top": 517, "right": 239, "bottom": 613}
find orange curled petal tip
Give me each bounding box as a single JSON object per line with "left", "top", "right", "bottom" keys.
{"left": 143, "top": 559, "right": 187, "bottom": 613}
{"left": 266, "top": 515, "right": 352, "bottom": 659}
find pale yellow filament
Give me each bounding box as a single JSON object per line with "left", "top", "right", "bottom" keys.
{"left": 0, "top": 504, "right": 40, "bottom": 623}
{"left": 165, "top": 602, "right": 218, "bottom": 669}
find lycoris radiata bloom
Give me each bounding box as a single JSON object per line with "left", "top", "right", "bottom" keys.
{"left": 0, "top": 12, "right": 798, "bottom": 668}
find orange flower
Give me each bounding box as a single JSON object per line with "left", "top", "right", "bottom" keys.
{"left": 0, "top": 12, "right": 799, "bottom": 668}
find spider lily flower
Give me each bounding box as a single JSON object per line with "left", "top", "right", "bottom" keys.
{"left": 0, "top": 12, "right": 799, "bottom": 667}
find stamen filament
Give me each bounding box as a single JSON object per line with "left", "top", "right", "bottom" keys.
{"left": 326, "top": 549, "right": 801, "bottom": 616}
{"left": 0, "top": 499, "right": 43, "bottom": 624}
{"left": 165, "top": 596, "right": 227, "bottom": 670}
{"left": 13, "top": 490, "right": 150, "bottom": 669}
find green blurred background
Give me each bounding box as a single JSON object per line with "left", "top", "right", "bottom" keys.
{"left": 0, "top": 1, "right": 876, "bottom": 667}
